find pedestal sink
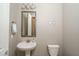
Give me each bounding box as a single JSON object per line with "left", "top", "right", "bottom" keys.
{"left": 17, "top": 40, "right": 36, "bottom": 56}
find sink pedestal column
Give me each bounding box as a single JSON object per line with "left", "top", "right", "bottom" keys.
{"left": 25, "top": 50, "right": 31, "bottom": 56}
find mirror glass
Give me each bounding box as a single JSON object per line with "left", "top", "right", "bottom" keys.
{"left": 21, "top": 11, "right": 36, "bottom": 37}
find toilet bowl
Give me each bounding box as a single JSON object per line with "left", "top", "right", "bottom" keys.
{"left": 47, "top": 45, "right": 59, "bottom": 56}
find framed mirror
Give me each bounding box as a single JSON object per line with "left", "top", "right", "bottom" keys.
{"left": 21, "top": 11, "right": 36, "bottom": 37}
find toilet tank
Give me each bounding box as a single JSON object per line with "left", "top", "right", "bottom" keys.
{"left": 47, "top": 45, "right": 60, "bottom": 56}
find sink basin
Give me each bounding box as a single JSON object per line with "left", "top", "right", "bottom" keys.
{"left": 17, "top": 40, "right": 36, "bottom": 56}
{"left": 17, "top": 41, "right": 36, "bottom": 51}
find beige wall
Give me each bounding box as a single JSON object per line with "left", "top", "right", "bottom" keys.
{"left": 9, "top": 4, "right": 19, "bottom": 56}
{"left": 63, "top": 4, "right": 79, "bottom": 56}
{"left": 10, "top": 3, "right": 63, "bottom": 56}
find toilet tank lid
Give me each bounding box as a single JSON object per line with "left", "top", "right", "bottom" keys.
{"left": 47, "top": 45, "right": 60, "bottom": 48}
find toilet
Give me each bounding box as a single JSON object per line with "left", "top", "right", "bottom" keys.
{"left": 0, "top": 48, "right": 8, "bottom": 56}
{"left": 47, "top": 45, "right": 60, "bottom": 56}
